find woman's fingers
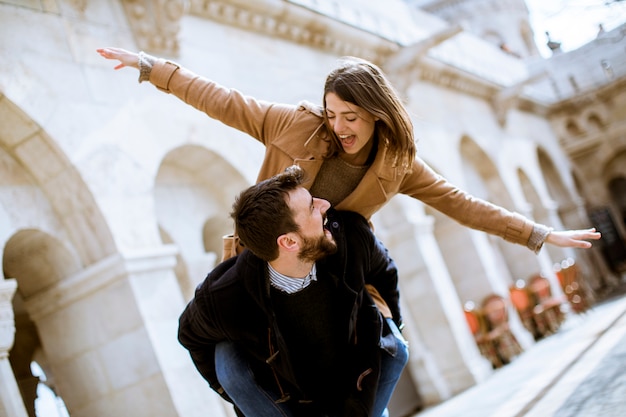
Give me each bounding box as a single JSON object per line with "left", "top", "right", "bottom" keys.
{"left": 96, "top": 47, "right": 137, "bottom": 70}
{"left": 547, "top": 228, "right": 601, "bottom": 248}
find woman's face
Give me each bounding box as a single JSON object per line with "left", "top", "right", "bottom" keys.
{"left": 324, "top": 92, "right": 377, "bottom": 158}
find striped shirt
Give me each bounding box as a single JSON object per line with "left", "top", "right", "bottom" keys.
{"left": 268, "top": 263, "right": 317, "bottom": 294}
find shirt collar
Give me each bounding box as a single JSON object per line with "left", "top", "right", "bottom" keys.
{"left": 268, "top": 263, "right": 317, "bottom": 294}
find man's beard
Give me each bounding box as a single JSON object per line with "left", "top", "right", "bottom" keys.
{"left": 297, "top": 233, "right": 337, "bottom": 263}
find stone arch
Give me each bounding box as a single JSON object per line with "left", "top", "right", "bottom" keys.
{"left": 578, "top": 142, "right": 626, "bottom": 205}
{"left": 1, "top": 94, "right": 118, "bottom": 415}
{"left": 155, "top": 144, "right": 248, "bottom": 299}
{"left": 423, "top": 204, "right": 486, "bottom": 301}
{"left": 536, "top": 147, "right": 571, "bottom": 205}
{"left": 587, "top": 112, "right": 605, "bottom": 132}
{"left": 459, "top": 136, "right": 504, "bottom": 201}
{"left": 536, "top": 147, "right": 580, "bottom": 230}
{"left": 4, "top": 230, "right": 81, "bottom": 298}
{"left": 0, "top": 94, "right": 116, "bottom": 264}
{"left": 0, "top": 91, "right": 193, "bottom": 417}
{"left": 565, "top": 118, "right": 584, "bottom": 137}
{"left": 602, "top": 149, "right": 626, "bottom": 186}
{"left": 581, "top": 103, "right": 609, "bottom": 132}
{"left": 516, "top": 167, "right": 544, "bottom": 217}
{"left": 517, "top": 167, "right": 560, "bottom": 262}
{"left": 459, "top": 136, "right": 537, "bottom": 286}
{"left": 3, "top": 229, "right": 80, "bottom": 416}
{"left": 422, "top": 146, "right": 488, "bottom": 303}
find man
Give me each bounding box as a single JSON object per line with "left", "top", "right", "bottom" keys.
{"left": 178, "top": 166, "right": 408, "bottom": 417}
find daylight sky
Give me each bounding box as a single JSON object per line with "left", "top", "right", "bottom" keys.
{"left": 525, "top": 0, "right": 626, "bottom": 56}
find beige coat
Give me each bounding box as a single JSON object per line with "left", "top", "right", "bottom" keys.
{"left": 149, "top": 59, "right": 539, "bottom": 250}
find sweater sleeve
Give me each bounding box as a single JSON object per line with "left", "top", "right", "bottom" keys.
{"left": 137, "top": 51, "right": 156, "bottom": 83}
{"left": 528, "top": 224, "right": 553, "bottom": 253}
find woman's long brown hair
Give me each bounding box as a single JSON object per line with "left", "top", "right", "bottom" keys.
{"left": 323, "top": 56, "right": 416, "bottom": 171}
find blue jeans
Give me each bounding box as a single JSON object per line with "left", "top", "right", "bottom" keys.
{"left": 215, "top": 319, "right": 409, "bottom": 417}
{"left": 215, "top": 341, "right": 295, "bottom": 417}
{"left": 374, "top": 318, "right": 410, "bottom": 417}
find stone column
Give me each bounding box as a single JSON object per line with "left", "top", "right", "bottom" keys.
{"left": 121, "top": 246, "right": 231, "bottom": 417}
{"left": 375, "top": 200, "right": 493, "bottom": 405}
{"left": 0, "top": 278, "right": 29, "bottom": 417}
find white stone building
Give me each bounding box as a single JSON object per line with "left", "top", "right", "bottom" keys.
{"left": 1, "top": 0, "right": 625, "bottom": 416}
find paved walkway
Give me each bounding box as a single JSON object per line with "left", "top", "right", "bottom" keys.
{"left": 413, "top": 288, "right": 626, "bottom": 417}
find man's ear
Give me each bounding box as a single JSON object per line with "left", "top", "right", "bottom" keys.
{"left": 276, "top": 233, "right": 299, "bottom": 253}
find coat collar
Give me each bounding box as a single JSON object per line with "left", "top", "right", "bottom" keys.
{"left": 236, "top": 252, "right": 274, "bottom": 313}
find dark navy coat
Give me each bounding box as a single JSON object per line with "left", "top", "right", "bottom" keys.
{"left": 178, "top": 210, "right": 401, "bottom": 416}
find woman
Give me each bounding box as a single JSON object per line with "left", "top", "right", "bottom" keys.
{"left": 96, "top": 47, "right": 599, "bottom": 252}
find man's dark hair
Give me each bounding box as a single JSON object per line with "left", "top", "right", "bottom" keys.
{"left": 230, "top": 166, "right": 305, "bottom": 261}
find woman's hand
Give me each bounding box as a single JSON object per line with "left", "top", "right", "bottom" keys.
{"left": 545, "top": 228, "right": 601, "bottom": 249}
{"left": 96, "top": 47, "right": 139, "bottom": 70}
